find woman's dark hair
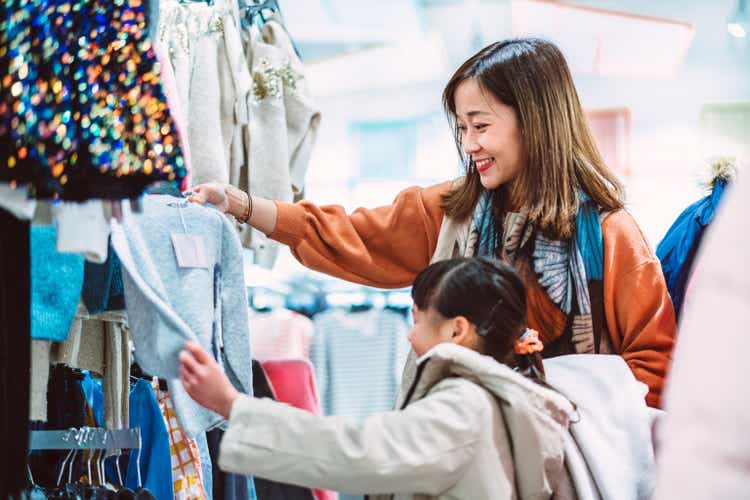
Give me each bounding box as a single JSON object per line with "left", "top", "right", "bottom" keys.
{"left": 441, "top": 38, "right": 624, "bottom": 240}
{"left": 411, "top": 257, "right": 544, "bottom": 378}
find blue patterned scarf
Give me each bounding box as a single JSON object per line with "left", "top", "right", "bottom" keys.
{"left": 472, "top": 190, "right": 605, "bottom": 353}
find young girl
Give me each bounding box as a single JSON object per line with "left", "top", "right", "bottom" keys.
{"left": 179, "top": 257, "right": 577, "bottom": 499}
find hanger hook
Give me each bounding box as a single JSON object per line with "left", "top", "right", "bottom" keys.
{"left": 26, "top": 463, "right": 36, "bottom": 487}
{"left": 56, "top": 449, "right": 73, "bottom": 487}
{"left": 115, "top": 449, "right": 124, "bottom": 487}
{"left": 96, "top": 449, "right": 105, "bottom": 486}
{"left": 136, "top": 429, "right": 143, "bottom": 489}
{"left": 87, "top": 448, "right": 93, "bottom": 486}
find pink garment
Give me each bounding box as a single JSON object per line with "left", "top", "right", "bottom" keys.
{"left": 262, "top": 359, "right": 336, "bottom": 500}
{"left": 249, "top": 308, "right": 314, "bottom": 361}
{"left": 155, "top": 42, "right": 192, "bottom": 191}
{"left": 261, "top": 359, "right": 321, "bottom": 415}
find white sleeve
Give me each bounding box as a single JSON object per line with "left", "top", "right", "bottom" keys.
{"left": 218, "top": 378, "right": 488, "bottom": 496}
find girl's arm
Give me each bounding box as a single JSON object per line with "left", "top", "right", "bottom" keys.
{"left": 219, "top": 379, "right": 492, "bottom": 495}
{"left": 179, "top": 341, "right": 494, "bottom": 495}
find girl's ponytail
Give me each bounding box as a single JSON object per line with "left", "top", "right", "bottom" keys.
{"left": 411, "top": 257, "right": 549, "bottom": 384}
{"left": 513, "top": 329, "right": 546, "bottom": 382}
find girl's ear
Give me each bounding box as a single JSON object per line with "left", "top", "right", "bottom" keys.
{"left": 451, "top": 316, "right": 471, "bottom": 339}
{"left": 449, "top": 316, "right": 482, "bottom": 351}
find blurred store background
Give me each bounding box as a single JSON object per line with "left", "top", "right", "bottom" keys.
{"left": 258, "top": 0, "right": 749, "bottom": 281}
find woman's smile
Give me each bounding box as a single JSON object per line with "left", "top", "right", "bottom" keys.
{"left": 475, "top": 157, "right": 495, "bottom": 173}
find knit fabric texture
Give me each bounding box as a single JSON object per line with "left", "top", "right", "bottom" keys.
{"left": 82, "top": 242, "right": 126, "bottom": 314}
{"left": 111, "top": 194, "right": 253, "bottom": 437}
{"left": 239, "top": 17, "right": 320, "bottom": 267}
{"left": 31, "top": 225, "right": 84, "bottom": 341}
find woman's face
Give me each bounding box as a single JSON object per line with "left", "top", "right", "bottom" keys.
{"left": 454, "top": 78, "right": 525, "bottom": 190}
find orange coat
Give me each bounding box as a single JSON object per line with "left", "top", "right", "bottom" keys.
{"left": 269, "top": 181, "right": 676, "bottom": 407}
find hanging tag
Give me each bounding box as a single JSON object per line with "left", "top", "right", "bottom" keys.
{"left": 171, "top": 234, "right": 211, "bottom": 269}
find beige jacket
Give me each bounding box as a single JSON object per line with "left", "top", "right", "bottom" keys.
{"left": 219, "top": 343, "right": 575, "bottom": 499}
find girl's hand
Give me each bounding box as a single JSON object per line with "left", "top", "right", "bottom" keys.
{"left": 179, "top": 340, "right": 239, "bottom": 418}
{"left": 187, "top": 183, "right": 231, "bottom": 214}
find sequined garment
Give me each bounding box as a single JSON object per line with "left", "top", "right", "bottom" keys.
{"left": 0, "top": 0, "right": 187, "bottom": 200}
{"left": 158, "top": 0, "right": 228, "bottom": 57}
{"left": 251, "top": 56, "right": 299, "bottom": 101}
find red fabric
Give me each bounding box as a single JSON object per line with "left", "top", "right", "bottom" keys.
{"left": 262, "top": 359, "right": 321, "bottom": 418}
{"left": 262, "top": 359, "right": 336, "bottom": 500}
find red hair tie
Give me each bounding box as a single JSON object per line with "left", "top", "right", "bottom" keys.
{"left": 514, "top": 329, "right": 544, "bottom": 355}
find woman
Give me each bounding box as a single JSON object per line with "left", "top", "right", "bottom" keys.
{"left": 190, "top": 38, "right": 675, "bottom": 407}
{"left": 179, "top": 258, "right": 578, "bottom": 499}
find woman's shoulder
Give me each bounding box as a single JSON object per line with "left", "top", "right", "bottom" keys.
{"left": 600, "top": 208, "right": 660, "bottom": 272}
{"left": 411, "top": 179, "right": 454, "bottom": 207}
{"left": 600, "top": 209, "right": 649, "bottom": 244}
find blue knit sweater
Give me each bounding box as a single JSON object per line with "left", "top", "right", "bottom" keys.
{"left": 111, "top": 195, "right": 253, "bottom": 437}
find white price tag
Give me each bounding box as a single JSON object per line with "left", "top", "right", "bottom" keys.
{"left": 171, "top": 233, "right": 211, "bottom": 269}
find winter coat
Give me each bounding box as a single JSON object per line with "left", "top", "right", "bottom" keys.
{"left": 219, "top": 343, "right": 576, "bottom": 499}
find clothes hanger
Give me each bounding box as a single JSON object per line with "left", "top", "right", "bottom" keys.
{"left": 179, "top": 0, "right": 214, "bottom": 6}
{"left": 29, "top": 429, "right": 142, "bottom": 499}
{"left": 94, "top": 449, "right": 119, "bottom": 494}
{"left": 25, "top": 462, "right": 47, "bottom": 499}
{"left": 115, "top": 449, "right": 135, "bottom": 499}
{"left": 128, "top": 428, "right": 155, "bottom": 500}
{"left": 243, "top": 0, "right": 280, "bottom": 27}
{"left": 130, "top": 362, "right": 168, "bottom": 391}
{"left": 50, "top": 449, "right": 83, "bottom": 500}
{"left": 241, "top": 0, "right": 302, "bottom": 58}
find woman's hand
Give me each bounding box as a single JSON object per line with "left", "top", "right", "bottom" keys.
{"left": 179, "top": 340, "right": 239, "bottom": 418}
{"left": 187, "top": 183, "right": 232, "bottom": 214}
{"left": 188, "top": 183, "right": 279, "bottom": 235}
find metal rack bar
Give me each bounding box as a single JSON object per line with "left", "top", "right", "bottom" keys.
{"left": 29, "top": 428, "right": 141, "bottom": 451}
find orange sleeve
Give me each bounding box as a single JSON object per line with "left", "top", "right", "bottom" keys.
{"left": 602, "top": 210, "right": 676, "bottom": 408}
{"left": 268, "top": 181, "right": 452, "bottom": 288}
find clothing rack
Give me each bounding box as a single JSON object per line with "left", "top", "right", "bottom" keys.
{"left": 29, "top": 428, "right": 141, "bottom": 451}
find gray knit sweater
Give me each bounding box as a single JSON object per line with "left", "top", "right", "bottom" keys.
{"left": 111, "top": 194, "right": 252, "bottom": 437}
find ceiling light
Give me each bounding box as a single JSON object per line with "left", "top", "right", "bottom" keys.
{"left": 728, "top": 0, "right": 749, "bottom": 38}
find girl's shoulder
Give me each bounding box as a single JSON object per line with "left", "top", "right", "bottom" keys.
{"left": 424, "top": 375, "right": 499, "bottom": 415}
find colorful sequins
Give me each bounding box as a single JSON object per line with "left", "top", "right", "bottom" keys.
{"left": 0, "top": 0, "right": 187, "bottom": 200}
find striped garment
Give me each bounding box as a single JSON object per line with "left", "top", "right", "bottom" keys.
{"left": 311, "top": 308, "right": 410, "bottom": 421}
